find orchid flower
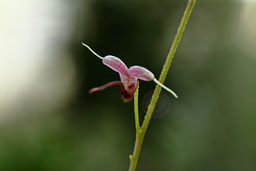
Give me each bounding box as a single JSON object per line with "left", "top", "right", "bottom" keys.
{"left": 82, "top": 43, "right": 178, "bottom": 102}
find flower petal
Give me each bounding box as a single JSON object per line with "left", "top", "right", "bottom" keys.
{"left": 89, "top": 81, "right": 124, "bottom": 94}
{"left": 128, "top": 66, "right": 154, "bottom": 81}
{"left": 102, "top": 56, "right": 130, "bottom": 77}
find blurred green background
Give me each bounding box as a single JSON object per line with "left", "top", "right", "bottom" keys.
{"left": 1, "top": 0, "right": 256, "bottom": 170}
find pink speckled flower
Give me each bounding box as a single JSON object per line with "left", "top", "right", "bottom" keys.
{"left": 82, "top": 43, "right": 178, "bottom": 102}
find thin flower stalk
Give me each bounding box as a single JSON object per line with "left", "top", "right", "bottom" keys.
{"left": 128, "top": 0, "right": 196, "bottom": 170}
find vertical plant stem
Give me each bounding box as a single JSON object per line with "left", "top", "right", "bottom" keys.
{"left": 134, "top": 82, "right": 140, "bottom": 131}
{"left": 128, "top": 1, "right": 196, "bottom": 171}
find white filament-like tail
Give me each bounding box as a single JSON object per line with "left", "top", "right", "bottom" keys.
{"left": 153, "top": 78, "right": 178, "bottom": 98}
{"left": 82, "top": 43, "right": 104, "bottom": 60}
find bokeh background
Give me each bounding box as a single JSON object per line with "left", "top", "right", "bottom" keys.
{"left": 1, "top": 0, "right": 256, "bottom": 170}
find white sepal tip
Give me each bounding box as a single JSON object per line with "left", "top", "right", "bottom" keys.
{"left": 153, "top": 78, "right": 178, "bottom": 98}
{"left": 82, "top": 43, "right": 104, "bottom": 60}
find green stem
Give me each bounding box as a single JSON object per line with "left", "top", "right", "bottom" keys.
{"left": 134, "top": 82, "right": 140, "bottom": 131}
{"left": 128, "top": 1, "right": 196, "bottom": 170}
